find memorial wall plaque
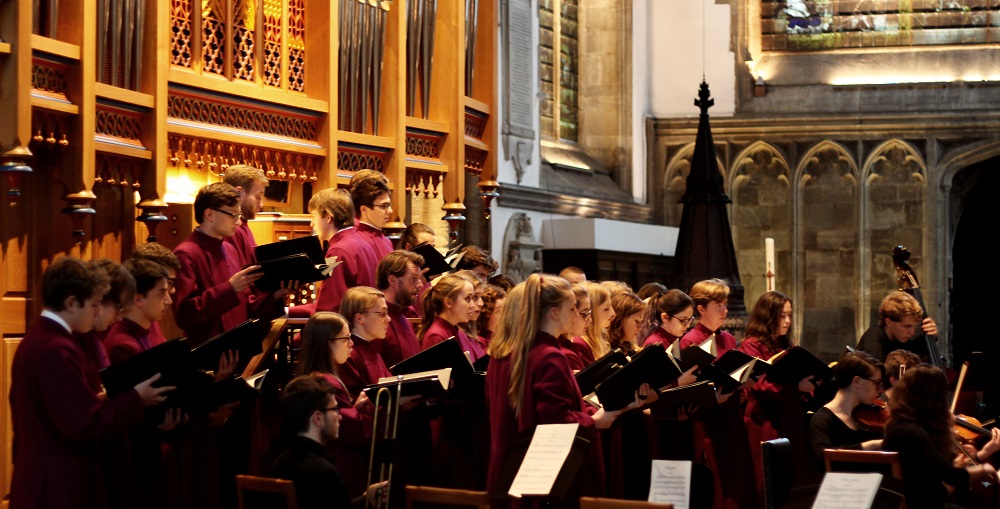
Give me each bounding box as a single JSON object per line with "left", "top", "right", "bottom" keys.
{"left": 502, "top": 0, "right": 536, "bottom": 182}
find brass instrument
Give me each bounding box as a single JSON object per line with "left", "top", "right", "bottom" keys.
{"left": 366, "top": 376, "right": 404, "bottom": 509}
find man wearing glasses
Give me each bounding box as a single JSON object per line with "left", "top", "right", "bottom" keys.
{"left": 269, "top": 375, "right": 387, "bottom": 509}
{"left": 172, "top": 183, "right": 289, "bottom": 344}
{"left": 350, "top": 171, "right": 394, "bottom": 261}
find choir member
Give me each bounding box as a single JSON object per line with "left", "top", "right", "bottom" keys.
{"left": 269, "top": 375, "right": 387, "bottom": 509}
{"left": 679, "top": 278, "right": 737, "bottom": 354}
{"left": 641, "top": 289, "right": 694, "bottom": 349}
{"left": 9, "top": 257, "right": 172, "bottom": 509}
{"left": 92, "top": 259, "right": 135, "bottom": 337}
{"left": 475, "top": 284, "right": 506, "bottom": 348}
{"left": 349, "top": 171, "right": 394, "bottom": 260}
{"left": 375, "top": 250, "right": 426, "bottom": 367}
{"left": 400, "top": 222, "right": 436, "bottom": 250}
{"left": 455, "top": 270, "right": 486, "bottom": 348}
{"left": 884, "top": 365, "right": 1000, "bottom": 508}
{"left": 881, "top": 349, "right": 920, "bottom": 402}
{"left": 741, "top": 291, "right": 816, "bottom": 500}
{"left": 487, "top": 273, "right": 517, "bottom": 292}
{"left": 636, "top": 282, "right": 668, "bottom": 302}
{"left": 338, "top": 287, "right": 392, "bottom": 398}
{"left": 297, "top": 312, "right": 376, "bottom": 497}
{"left": 559, "top": 266, "right": 587, "bottom": 285}
{"left": 601, "top": 280, "right": 633, "bottom": 299}
{"left": 308, "top": 188, "right": 379, "bottom": 313}
{"left": 607, "top": 292, "right": 646, "bottom": 355}
{"left": 572, "top": 281, "right": 614, "bottom": 365}
{"left": 172, "top": 183, "right": 287, "bottom": 344}
{"left": 857, "top": 290, "right": 939, "bottom": 362}
{"left": 131, "top": 242, "right": 182, "bottom": 345}
{"left": 221, "top": 164, "right": 270, "bottom": 266}
{"left": 485, "top": 274, "right": 642, "bottom": 499}
{"left": 559, "top": 283, "right": 594, "bottom": 372}
{"left": 808, "top": 351, "right": 884, "bottom": 465}
{"left": 455, "top": 245, "right": 498, "bottom": 283}
{"left": 418, "top": 273, "right": 485, "bottom": 362}
{"left": 105, "top": 259, "right": 172, "bottom": 364}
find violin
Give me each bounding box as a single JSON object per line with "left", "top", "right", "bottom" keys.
{"left": 956, "top": 414, "right": 995, "bottom": 443}
{"left": 852, "top": 398, "right": 890, "bottom": 433}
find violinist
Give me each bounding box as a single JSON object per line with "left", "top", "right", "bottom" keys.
{"left": 857, "top": 291, "right": 939, "bottom": 362}
{"left": 883, "top": 364, "right": 999, "bottom": 508}
{"left": 808, "top": 351, "right": 884, "bottom": 465}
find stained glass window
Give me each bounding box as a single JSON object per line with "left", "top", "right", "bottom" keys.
{"left": 539, "top": 0, "right": 579, "bottom": 142}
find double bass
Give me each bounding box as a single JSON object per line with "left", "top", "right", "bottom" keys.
{"left": 892, "top": 245, "right": 946, "bottom": 369}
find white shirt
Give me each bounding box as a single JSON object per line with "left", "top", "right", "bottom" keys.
{"left": 40, "top": 309, "right": 72, "bottom": 335}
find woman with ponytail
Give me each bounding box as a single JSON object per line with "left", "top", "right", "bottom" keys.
{"left": 641, "top": 289, "right": 695, "bottom": 349}
{"left": 418, "top": 273, "right": 485, "bottom": 362}
{"left": 485, "top": 274, "right": 644, "bottom": 499}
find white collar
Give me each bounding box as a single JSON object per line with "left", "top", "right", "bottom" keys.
{"left": 40, "top": 309, "right": 73, "bottom": 335}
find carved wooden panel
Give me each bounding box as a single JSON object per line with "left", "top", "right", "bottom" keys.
{"left": 464, "top": 145, "right": 487, "bottom": 176}
{"left": 465, "top": 107, "right": 488, "bottom": 140}
{"left": 232, "top": 0, "right": 257, "bottom": 81}
{"left": 405, "top": 131, "right": 443, "bottom": 159}
{"left": 263, "top": 0, "right": 283, "bottom": 88}
{"left": 202, "top": 0, "right": 227, "bottom": 75}
{"left": 170, "top": 0, "right": 194, "bottom": 67}
{"left": 31, "top": 57, "right": 70, "bottom": 103}
{"left": 167, "top": 89, "right": 321, "bottom": 141}
{"left": 168, "top": 134, "right": 319, "bottom": 183}
{"left": 287, "top": 0, "right": 306, "bottom": 92}
{"left": 95, "top": 101, "right": 146, "bottom": 150}
{"left": 337, "top": 143, "right": 390, "bottom": 174}
{"left": 405, "top": 170, "right": 443, "bottom": 198}
{"left": 95, "top": 154, "right": 145, "bottom": 189}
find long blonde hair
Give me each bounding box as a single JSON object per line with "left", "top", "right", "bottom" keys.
{"left": 488, "top": 274, "right": 573, "bottom": 417}
{"left": 418, "top": 273, "right": 470, "bottom": 339}
{"left": 579, "top": 281, "right": 611, "bottom": 359}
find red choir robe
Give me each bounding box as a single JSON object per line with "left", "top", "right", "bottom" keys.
{"left": 9, "top": 315, "right": 145, "bottom": 509}
{"left": 485, "top": 332, "right": 603, "bottom": 500}
{"left": 570, "top": 336, "right": 597, "bottom": 367}
{"left": 339, "top": 333, "right": 392, "bottom": 399}
{"left": 173, "top": 228, "right": 281, "bottom": 344}
{"left": 224, "top": 222, "right": 286, "bottom": 314}
{"left": 149, "top": 321, "right": 167, "bottom": 345}
{"left": 379, "top": 301, "right": 422, "bottom": 368}
{"left": 558, "top": 336, "right": 588, "bottom": 372}
{"left": 315, "top": 372, "right": 375, "bottom": 497}
{"left": 76, "top": 330, "right": 111, "bottom": 392}
{"left": 313, "top": 227, "right": 379, "bottom": 313}
{"left": 739, "top": 336, "right": 813, "bottom": 496}
{"left": 681, "top": 323, "right": 757, "bottom": 509}
{"left": 421, "top": 316, "right": 485, "bottom": 363}
{"left": 357, "top": 222, "right": 394, "bottom": 261}
{"left": 105, "top": 318, "right": 163, "bottom": 366}
{"left": 642, "top": 327, "right": 681, "bottom": 349}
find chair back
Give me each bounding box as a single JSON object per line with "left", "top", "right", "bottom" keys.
{"left": 579, "top": 498, "right": 673, "bottom": 509}
{"left": 823, "top": 449, "right": 903, "bottom": 480}
{"left": 762, "top": 438, "right": 793, "bottom": 509}
{"left": 405, "top": 486, "right": 491, "bottom": 509}
{"left": 236, "top": 475, "right": 298, "bottom": 509}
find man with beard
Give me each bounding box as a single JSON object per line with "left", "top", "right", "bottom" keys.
{"left": 376, "top": 250, "right": 425, "bottom": 367}
{"left": 222, "top": 164, "right": 269, "bottom": 266}
{"left": 269, "top": 375, "right": 387, "bottom": 509}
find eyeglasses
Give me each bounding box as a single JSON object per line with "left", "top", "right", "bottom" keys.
{"left": 322, "top": 405, "right": 340, "bottom": 415}
{"left": 364, "top": 310, "right": 389, "bottom": 318}
{"left": 578, "top": 309, "right": 592, "bottom": 318}
{"left": 864, "top": 378, "right": 883, "bottom": 386}
{"left": 211, "top": 208, "right": 243, "bottom": 221}
{"left": 330, "top": 335, "right": 352, "bottom": 342}
{"left": 372, "top": 202, "right": 392, "bottom": 210}
{"left": 672, "top": 315, "right": 694, "bottom": 326}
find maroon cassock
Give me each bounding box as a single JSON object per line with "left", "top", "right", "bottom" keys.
{"left": 357, "top": 222, "right": 394, "bottom": 261}
{"left": 149, "top": 321, "right": 167, "bottom": 345}
{"left": 316, "top": 372, "right": 375, "bottom": 497}
{"left": 105, "top": 318, "right": 163, "bottom": 365}
{"left": 76, "top": 330, "right": 111, "bottom": 392}
{"left": 314, "top": 227, "right": 379, "bottom": 313}
{"left": 339, "top": 333, "right": 392, "bottom": 398}
{"left": 421, "top": 316, "right": 485, "bottom": 363}
{"left": 485, "top": 332, "right": 602, "bottom": 498}
{"left": 379, "top": 301, "right": 422, "bottom": 368}
{"left": 682, "top": 323, "right": 756, "bottom": 509}
{"left": 642, "top": 327, "right": 681, "bottom": 349}
{"left": 9, "top": 316, "right": 145, "bottom": 509}
{"left": 558, "top": 336, "right": 588, "bottom": 372}
{"left": 570, "top": 336, "right": 597, "bottom": 367}
{"left": 739, "top": 336, "right": 812, "bottom": 501}
{"left": 224, "top": 222, "right": 258, "bottom": 266}
{"left": 173, "top": 228, "right": 281, "bottom": 344}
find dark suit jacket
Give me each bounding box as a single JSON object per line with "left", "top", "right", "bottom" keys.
{"left": 269, "top": 436, "right": 362, "bottom": 509}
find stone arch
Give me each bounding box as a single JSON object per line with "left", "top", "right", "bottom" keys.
{"left": 662, "top": 143, "right": 696, "bottom": 227}
{"left": 861, "top": 139, "right": 928, "bottom": 328}
{"left": 794, "top": 140, "right": 860, "bottom": 358}
{"left": 729, "top": 141, "right": 792, "bottom": 308}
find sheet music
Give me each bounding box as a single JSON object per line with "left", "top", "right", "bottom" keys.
{"left": 812, "top": 472, "right": 882, "bottom": 509}
{"left": 508, "top": 423, "right": 579, "bottom": 497}
{"left": 648, "top": 460, "right": 691, "bottom": 509}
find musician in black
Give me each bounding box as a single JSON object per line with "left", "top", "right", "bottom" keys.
{"left": 269, "top": 375, "right": 387, "bottom": 509}
{"left": 857, "top": 290, "right": 938, "bottom": 362}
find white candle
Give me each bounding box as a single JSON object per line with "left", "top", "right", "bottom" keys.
{"left": 765, "top": 238, "right": 776, "bottom": 291}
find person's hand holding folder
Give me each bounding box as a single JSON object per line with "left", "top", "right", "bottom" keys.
{"left": 229, "top": 265, "right": 264, "bottom": 293}
{"left": 214, "top": 350, "right": 239, "bottom": 382}
{"left": 592, "top": 384, "right": 651, "bottom": 428}
{"left": 134, "top": 373, "right": 175, "bottom": 407}
{"left": 272, "top": 279, "right": 300, "bottom": 300}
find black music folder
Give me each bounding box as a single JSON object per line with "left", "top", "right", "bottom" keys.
{"left": 765, "top": 346, "right": 832, "bottom": 385}
{"left": 595, "top": 344, "right": 682, "bottom": 411}
{"left": 575, "top": 348, "right": 629, "bottom": 396}
{"left": 188, "top": 319, "right": 265, "bottom": 373}
{"left": 362, "top": 368, "right": 452, "bottom": 403}
{"left": 390, "top": 338, "right": 475, "bottom": 379}
{"left": 255, "top": 235, "right": 326, "bottom": 265}
{"left": 648, "top": 381, "right": 718, "bottom": 417}
{"left": 410, "top": 243, "right": 461, "bottom": 279}
{"left": 251, "top": 253, "right": 337, "bottom": 292}
{"left": 713, "top": 349, "right": 768, "bottom": 382}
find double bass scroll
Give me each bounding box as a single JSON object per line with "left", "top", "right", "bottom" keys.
{"left": 892, "top": 245, "right": 946, "bottom": 369}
